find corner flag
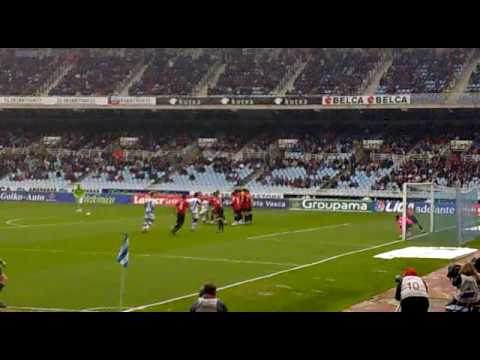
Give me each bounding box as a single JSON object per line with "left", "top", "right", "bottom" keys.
{"left": 117, "top": 233, "right": 129, "bottom": 268}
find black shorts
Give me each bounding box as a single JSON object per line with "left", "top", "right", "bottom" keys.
{"left": 177, "top": 213, "right": 185, "bottom": 226}
{"left": 242, "top": 207, "right": 252, "bottom": 213}
{"left": 0, "top": 283, "right": 4, "bottom": 292}
{"left": 215, "top": 208, "right": 225, "bottom": 219}
{"left": 400, "top": 297, "right": 429, "bottom": 312}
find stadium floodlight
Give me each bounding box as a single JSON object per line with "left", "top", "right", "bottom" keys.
{"left": 402, "top": 182, "right": 480, "bottom": 245}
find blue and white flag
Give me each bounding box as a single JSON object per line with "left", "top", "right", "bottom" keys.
{"left": 117, "top": 233, "right": 129, "bottom": 268}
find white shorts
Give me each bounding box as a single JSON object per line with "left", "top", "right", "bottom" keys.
{"left": 77, "top": 197, "right": 84, "bottom": 205}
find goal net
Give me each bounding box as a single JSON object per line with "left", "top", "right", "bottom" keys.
{"left": 402, "top": 183, "right": 480, "bottom": 245}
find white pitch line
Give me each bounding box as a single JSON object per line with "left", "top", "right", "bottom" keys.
{"left": 81, "top": 306, "right": 125, "bottom": 311}
{"left": 6, "top": 221, "right": 86, "bottom": 229}
{"left": 0, "top": 216, "right": 139, "bottom": 230}
{"left": 0, "top": 247, "right": 297, "bottom": 267}
{"left": 5, "top": 218, "right": 23, "bottom": 227}
{"left": 123, "top": 238, "right": 404, "bottom": 312}
{"left": 247, "top": 223, "right": 350, "bottom": 240}
{"left": 162, "top": 255, "right": 299, "bottom": 267}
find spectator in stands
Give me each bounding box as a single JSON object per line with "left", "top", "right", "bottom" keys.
{"left": 190, "top": 283, "right": 228, "bottom": 312}
{"left": 449, "top": 263, "right": 480, "bottom": 307}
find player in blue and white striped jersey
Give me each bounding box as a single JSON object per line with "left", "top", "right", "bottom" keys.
{"left": 142, "top": 197, "right": 156, "bottom": 233}
{"left": 188, "top": 192, "right": 202, "bottom": 231}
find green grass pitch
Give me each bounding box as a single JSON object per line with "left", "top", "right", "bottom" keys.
{"left": 0, "top": 201, "right": 477, "bottom": 312}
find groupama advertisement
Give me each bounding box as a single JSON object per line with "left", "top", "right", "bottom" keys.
{"left": 289, "top": 198, "right": 373, "bottom": 212}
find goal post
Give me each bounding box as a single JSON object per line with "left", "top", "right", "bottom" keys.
{"left": 402, "top": 182, "right": 434, "bottom": 241}
{"left": 402, "top": 182, "right": 480, "bottom": 244}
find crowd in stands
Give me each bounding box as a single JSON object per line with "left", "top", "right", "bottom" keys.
{"left": 256, "top": 157, "right": 344, "bottom": 189}
{"left": 209, "top": 49, "right": 305, "bottom": 95}
{"left": 1, "top": 151, "right": 92, "bottom": 183}
{"left": 466, "top": 63, "right": 480, "bottom": 93}
{"left": 377, "top": 48, "right": 469, "bottom": 94}
{"left": 288, "top": 48, "right": 383, "bottom": 95}
{"left": 3, "top": 122, "right": 480, "bottom": 192}
{"left": 0, "top": 51, "right": 65, "bottom": 95}
{"left": 130, "top": 50, "right": 219, "bottom": 95}
{"left": 86, "top": 153, "right": 171, "bottom": 183}
{"left": 1, "top": 48, "right": 480, "bottom": 97}
{"left": 50, "top": 49, "right": 145, "bottom": 96}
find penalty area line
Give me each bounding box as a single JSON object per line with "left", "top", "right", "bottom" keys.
{"left": 123, "top": 237, "right": 404, "bottom": 312}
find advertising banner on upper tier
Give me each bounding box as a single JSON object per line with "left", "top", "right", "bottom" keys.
{"left": 322, "top": 95, "right": 411, "bottom": 106}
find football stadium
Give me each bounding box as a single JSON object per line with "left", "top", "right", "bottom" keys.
{"left": 1, "top": 48, "right": 480, "bottom": 312}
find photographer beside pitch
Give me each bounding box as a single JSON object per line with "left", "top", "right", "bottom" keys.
{"left": 395, "top": 267, "right": 430, "bottom": 312}
{"left": 190, "top": 283, "right": 228, "bottom": 312}
{"left": 0, "top": 259, "right": 8, "bottom": 308}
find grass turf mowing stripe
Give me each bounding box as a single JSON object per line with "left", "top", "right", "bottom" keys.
{"left": 246, "top": 223, "right": 350, "bottom": 240}
{"left": 0, "top": 247, "right": 298, "bottom": 267}
{"left": 123, "top": 238, "right": 405, "bottom": 312}
{"left": 5, "top": 306, "right": 85, "bottom": 312}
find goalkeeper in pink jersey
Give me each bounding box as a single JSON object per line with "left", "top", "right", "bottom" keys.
{"left": 396, "top": 214, "right": 414, "bottom": 238}
{"left": 407, "top": 207, "right": 424, "bottom": 232}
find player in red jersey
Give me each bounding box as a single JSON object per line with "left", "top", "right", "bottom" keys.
{"left": 171, "top": 194, "right": 189, "bottom": 235}
{"left": 231, "top": 190, "right": 242, "bottom": 226}
{"left": 210, "top": 191, "right": 225, "bottom": 232}
{"left": 242, "top": 188, "right": 253, "bottom": 224}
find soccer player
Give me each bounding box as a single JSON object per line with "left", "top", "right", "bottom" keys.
{"left": 231, "top": 190, "right": 242, "bottom": 226}
{"left": 407, "top": 207, "right": 424, "bottom": 232}
{"left": 242, "top": 188, "right": 253, "bottom": 224}
{"left": 200, "top": 196, "right": 210, "bottom": 224}
{"left": 396, "top": 214, "right": 414, "bottom": 238}
{"left": 0, "top": 259, "right": 7, "bottom": 308}
{"left": 210, "top": 191, "right": 226, "bottom": 233}
{"left": 142, "top": 197, "right": 155, "bottom": 233}
{"left": 188, "top": 192, "right": 202, "bottom": 231}
{"left": 73, "top": 184, "right": 86, "bottom": 213}
{"left": 171, "top": 194, "right": 189, "bottom": 235}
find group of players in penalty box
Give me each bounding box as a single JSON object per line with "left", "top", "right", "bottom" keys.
{"left": 148, "top": 188, "right": 253, "bottom": 235}
{"left": 73, "top": 184, "right": 254, "bottom": 235}
{"left": 73, "top": 182, "right": 424, "bottom": 237}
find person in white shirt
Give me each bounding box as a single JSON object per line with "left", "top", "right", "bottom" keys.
{"left": 187, "top": 192, "right": 202, "bottom": 231}
{"left": 200, "top": 197, "right": 210, "bottom": 224}
{"left": 394, "top": 267, "right": 429, "bottom": 312}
